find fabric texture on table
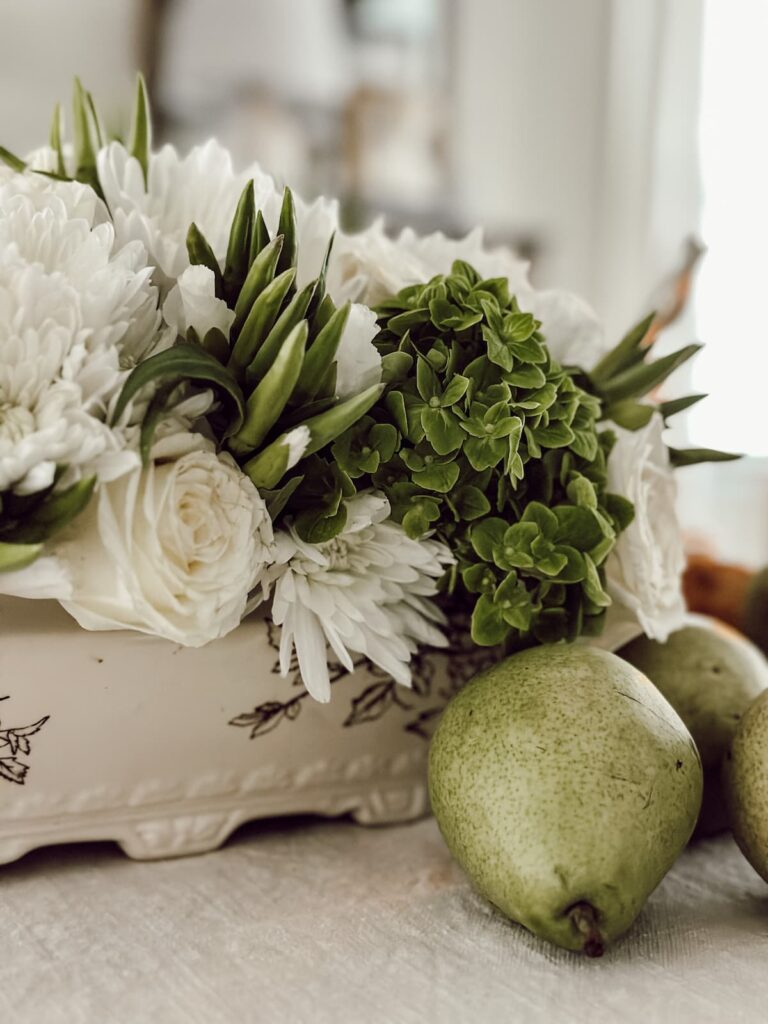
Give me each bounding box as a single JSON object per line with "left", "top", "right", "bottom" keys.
{"left": 1, "top": 818, "right": 767, "bottom": 1024}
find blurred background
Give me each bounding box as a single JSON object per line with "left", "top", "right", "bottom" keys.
{"left": 1, "top": 0, "right": 765, "bottom": 610}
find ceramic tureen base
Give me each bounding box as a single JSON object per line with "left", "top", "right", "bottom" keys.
{"left": 0, "top": 596, "right": 495, "bottom": 866}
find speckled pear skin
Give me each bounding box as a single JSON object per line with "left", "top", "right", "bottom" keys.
{"left": 428, "top": 646, "right": 703, "bottom": 955}
{"left": 619, "top": 624, "right": 768, "bottom": 836}
{"left": 723, "top": 689, "right": 768, "bottom": 882}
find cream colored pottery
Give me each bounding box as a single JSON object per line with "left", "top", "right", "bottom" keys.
{"left": 0, "top": 596, "right": 494, "bottom": 866}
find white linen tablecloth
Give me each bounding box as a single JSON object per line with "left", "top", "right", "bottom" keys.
{"left": 2, "top": 817, "right": 767, "bottom": 1023}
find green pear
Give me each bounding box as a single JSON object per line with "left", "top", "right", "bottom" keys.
{"left": 723, "top": 689, "right": 768, "bottom": 881}
{"left": 619, "top": 621, "right": 768, "bottom": 836}
{"left": 428, "top": 645, "right": 702, "bottom": 956}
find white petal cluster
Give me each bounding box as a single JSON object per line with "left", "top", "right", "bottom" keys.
{"left": 605, "top": 415, "right": 687, "bottom": 643}
{"left": 98, "top": 140, "right": 276, "bottom": 291}
{"left": 268, "top": 492, "right": 453, "bottom": 702}
{"left": 0, "top": 171, "right": 161, "bottom": 497}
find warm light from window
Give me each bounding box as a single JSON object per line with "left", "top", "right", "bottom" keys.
{"left": 689, "top": 0, "right": 768, "bottom": 455}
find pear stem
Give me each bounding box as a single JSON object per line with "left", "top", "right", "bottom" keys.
{"left": 568, "top": 902, "right": 605, "bottom": 958}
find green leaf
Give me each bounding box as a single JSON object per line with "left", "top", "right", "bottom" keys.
{"left": 599, "top": 344, "right": 702, "bottom": 404}
{"left": 112, "top": 343, "right": 245, "bottom": 435}
{"left": 522, "top": 501, "right": 558, "bottom": 534}
{"left": 186, "top": 223, "right": 224, "bottom": 297}
{"left": 5, "top": 477, "right": 96, "bottom": 543}
{"left": 463, "top": 435, "right": 506, "bottom": 472}
{"left": 440, "top": 374, "right": 470, "bottom": 407}
{"left": 128, "top": 73, "right": 151, "bottom": 186}
{"left": 416, "top": 357, "right": 440, "bottom": 401}
{"left": 590, "top": 312, "right": 656, "bottom": 383}
{"left": 294, "top": 503, "right": 348, "bottom": 544}
{"left": 263, "top": 475, "right": 304, "bottom": 520}
{"left": 49, "top": 102, "right": 66, "bottom": 177}
{"left": 462, "top": 563, "right": 496, "bottom": 594}
{"left": 471, "top": 594, "right": 509, "bottom": 646}
{"left": 429, "top": 297, "right": 483, "bottom": 331}
{"left": 603, "top": 400, "right": 655, "bottom": 431}
{"left": 494, "top": 573, "right": 532, "bottom": 630}
{"left": 505, "top": 364, "right": 546, "bottom": 388}
{"left": 72, "top": 77, "right": 101, "bottom": 196}
{"left": 139, "top": 381, "right": 179, "bottom": 464}
{"left": 421, "top": 407, "right": 464, "bottom": 454}
{"left": 0, "top": 541, "right": 42, "bottom": 573}
{"left": 583, "top": 554, "right": 611, "bottom": 607}
{"left": 658, "top": 393, "right": 707, "bottom": 419}
{"left": 668, "top": 447, "right": 741, "bottom": 468}
{"left": 223, "top": 179, "right": 255, "bottom": 302}
{"left": 388, "top": 308, "right": 431, "bottom": 336}
{"left": 199, "top": 326, "right": 230, "bottom": 363}
{"left": 381, "top": 351, "right": 413, "bottom": 384}
{"left": 566, "top": 474, "right": 597, "bottom": 509}
{"left": 553, "top": 505, "right": 604, "bottom": 549}
{"left": 605, "top": 493, "right": 635, "bottom": 532}
{"left": 531, "top": 420, "right": 575, "bottom": 448}
{"left": 0, "top": 146, "right": 26, "bottom": 173}
{"left": 453, "top": 485, "right": 491, "bottom": 521}
{"left": 412, "top": 461, "right": 460, "bottom": 493}
{"left": 470, "top": 517, "right": 507, "bottom": 561}
{"left": 552, "top": 545, "right": 586, "bottom": 583}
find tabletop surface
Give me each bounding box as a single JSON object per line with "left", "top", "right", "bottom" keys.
{"left": 2, "top": 815, "right": 767, "bottom": 1024}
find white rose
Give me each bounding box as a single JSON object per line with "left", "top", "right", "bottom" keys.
{"left": 60, "top": 448, "right": 275, "bottom": 646}
{"left": 604, "top": 415, "right": 686, "bottom": 643}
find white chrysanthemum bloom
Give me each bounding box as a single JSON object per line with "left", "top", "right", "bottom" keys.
{"left": 604, "top": 415, "right": 686, "bottom": 645}
{"left": 269, "top": 492, "right": 453, "bottom": 702}
{"left": 98, "top": 140, "right": 276, "bottom": 291}
{"left": 0, "top": 172, "right": 162, "bottom": 498}
{"left": 60, "top": 444, "right": 276, "bottom": 646}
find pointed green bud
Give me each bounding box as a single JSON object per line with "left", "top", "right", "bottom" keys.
{"left": 246, "top": 280, "right": 315, "bottom": 383}
{"left": 275, "top": 187, "right": 297, "bottom": 276}
{"left": 128, "top": 73, "right": 152, "bottom": 186}
{"left": 293, "top": 301, "right": 350, "bottom": 404}
{"left": 233, "top": 234, "right": 284, "bottom": 335}
{"left": 49, "top": 102, "right": 66, "bottom": 176}
{"left": 229, "top": 267, "right": 295, "bottom": 375}
{"left": 590, "top": 312, "right": 656, "bottom": 383}
{"left": 668, "top": 447, "right": 741, "bottom": 468}
{"left": 223, "top": 179, "right": 255, "bottom": 303}
{"left": 72, "top": 77, "right": 101, "bottom": 196}
{"left": 599, "top": 344, "right": 702, "bottom": 404}
{"left": 249, "top": 209, "right": 270, "bottom": 264}
{"left": 303, "top": 384, "right": 385, "bottom": 456}
{"left": 186, "top": 223, "right": 224, "bottom": 297}
{"left": 243, "top": 425, "right": 311, "bottom": 490}
{"left": 230, "top": 321, "right": 308, "bottom": 451}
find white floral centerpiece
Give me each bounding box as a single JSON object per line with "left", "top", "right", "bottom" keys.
{"left": 0, "top": 80, "right": 735, "bottom": 863}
